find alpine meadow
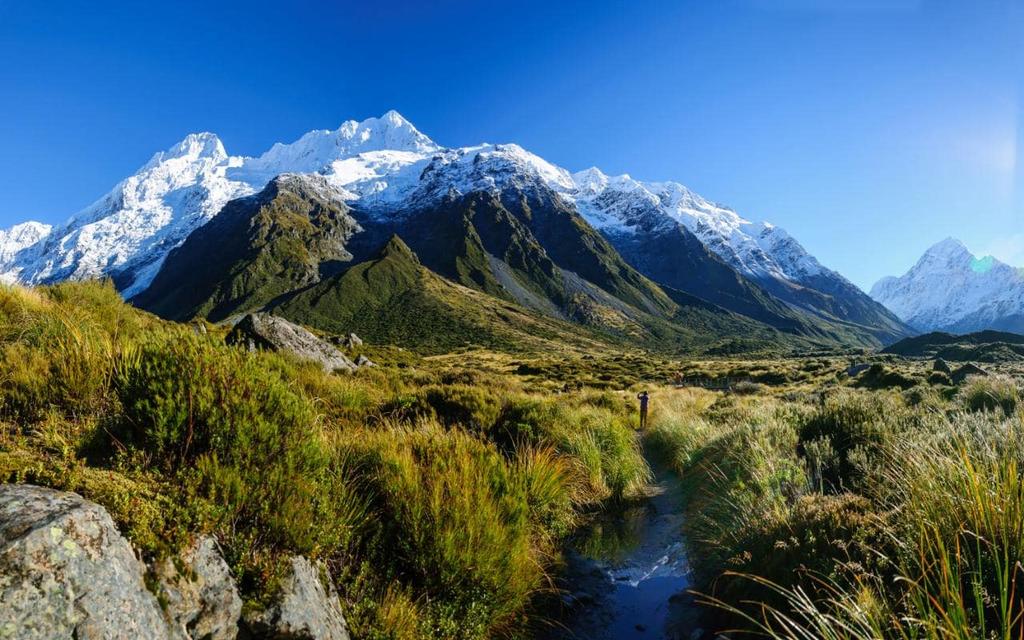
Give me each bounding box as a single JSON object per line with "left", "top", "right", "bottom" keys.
{"left": 0, "top": 2, "right": 1022, "bottom": 639}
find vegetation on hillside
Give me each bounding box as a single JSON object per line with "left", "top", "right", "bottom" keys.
{"left": 882, "top": 329, "right": 1024, "bottom": 362}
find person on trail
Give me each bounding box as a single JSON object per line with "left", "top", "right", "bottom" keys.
{"left": 637, "top": 390, "right": 650, "bottom": 429}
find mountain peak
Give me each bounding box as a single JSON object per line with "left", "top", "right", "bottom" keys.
{"left": 335, "top": 110, "right": 438, "bottom": 155}
{"left": 148, "top": 132, "right": 228, "bottom": 167}
{"left": 378, "top": 234, "right": 419, "bottom": 263}
{"left": 871, "top": 237, "right": 1024, "bottom": 332}
{"left": 924, "top": 237, "right": 970, "bottom": 257}
{"left": 914, "top": 237, "right": 976, "bottom": 270}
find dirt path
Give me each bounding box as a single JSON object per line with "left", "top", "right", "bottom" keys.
{"left": 543, "top": 441, "right": 705, "bottom": 639}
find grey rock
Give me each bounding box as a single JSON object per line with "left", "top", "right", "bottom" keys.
{"left": 155, "top": 536, "right": 241, "bottom": 640}
{"left": 0, "top": 484, "right": 175, "bottom": 640}
{"left": 846, "top": 363, "right": 870, "bottom": 377}
{"left": 243, "top": 556, "right": 349, "bottom": 640}
{"left": 343, "top": 333, "right": 363, "bottom": 348}
{"left": 952, "top": 362, "right": 989, "bottom": 384}
{"left": 227, "top": 313, "right": 357, "bottom": 373}
{"left": 354, "top": 354, "right": 376, "bottom": 368}
{"left": 933, "top": 358, "right": 952, "bottom": 374}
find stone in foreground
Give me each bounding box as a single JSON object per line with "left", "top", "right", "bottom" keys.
{"left": 155, "top": 536, "right": 241, "bottom": 640}
{"left": 227, "top": 313, "right": 357, "bottom": 373}
{"left": 242, "top": 556, "right": 350, "bottom": 640}
{"left": 0, "top": 484, "right": 176, "bottom": 640}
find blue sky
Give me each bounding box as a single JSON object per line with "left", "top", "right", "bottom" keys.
{"left": 0, "top": 0, "right": 1020, "bottom": 290}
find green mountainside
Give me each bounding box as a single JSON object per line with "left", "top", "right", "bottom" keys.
{"left": 134, "top": 179, "right": 857, "bottom": 356}
{"left": 133, "top": 174, "right": 361, "bottom": 322}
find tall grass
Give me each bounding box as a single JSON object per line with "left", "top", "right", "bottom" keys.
{"left": 0, "top": 281, "right": 654, "bottom": 638}
{"left": 662, "top": 387, "right": 1024, "bottom": 640}
{"left": 339, "top": 422, "right": 549, "bottom": 637}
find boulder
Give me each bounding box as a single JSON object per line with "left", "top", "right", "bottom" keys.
{"left": 951, "top": 362, "right": 989, "bottom": 384}
{"left": 846, "top": 363, "right": 870, "bottom": 377}
{"left": 227, "top": 313, "right": 356, "bottom": 373}
{"left": 343, "top": 333, "right": 363, "bottom": 349}
{"left": 933, "top": 358, "right": 952, "bottom": 374}
{"left": 0, "top": 484, "right": 176, "bottom": 640}
{"left": 354, "top": 354, "right": 376, "bottom": 368}
{"left": 155, "top": 536, "right": 241, "bottom": 640}
{"left": 242, "top": 556, "right": 350, "bottom": 640}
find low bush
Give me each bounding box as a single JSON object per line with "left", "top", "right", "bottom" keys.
{"left": 853, "top": 363, "right": 918, "bottom": 390}
{"left": 797, "top": 389, "right": 909, "bottom": 492}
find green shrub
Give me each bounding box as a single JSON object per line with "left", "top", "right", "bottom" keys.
{"left": 112, "top": 334, "right": 363, "bottom": 569}
{"left": 798, "top": 390, "right": 908, "bottom": 492}
{"left": 494, "top": 398, "right": 648, "bottom": 501}
{"left": 732, "top": 380, "right": 763, "bottom": 395}
{"left": 927, "top": 370, "right": 953, "bottom": 386}
{"left": 853, "top": 363, "right": 918, "bottom": 390}
{"left": 706, "top": 493, "right": 889, "bottom": 618}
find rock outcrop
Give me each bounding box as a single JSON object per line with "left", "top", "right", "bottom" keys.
{"left": 846, "top": 363, "right": 870, "bottom": 377}
{"left": 155, "top": 536, "right": 241, "bottom": 640}
{"left": 242, "top": 556, "right": 350, "bottom": 640}
{"left": 951, "top": 362, "right": 989, "bottom": 384}
{"left": 227, "top": 313, "right": 357, "bottom": 373}
{"left": 0, "top": 484, "right": 176, "bottom": 640}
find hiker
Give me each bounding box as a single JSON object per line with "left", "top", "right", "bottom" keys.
{"left": 637, "top": 390, "right": 649, "bottom": 429}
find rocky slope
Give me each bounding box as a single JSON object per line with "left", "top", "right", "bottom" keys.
{"left": 871, "top": 238, "right": 1024, "bottom": 333}
{"left": 568, "top": 168, "right": 909, "bottom": 342}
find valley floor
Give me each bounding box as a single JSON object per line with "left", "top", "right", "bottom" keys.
{"left": 2, "top": 281, "right": 1023, "bottom": 639}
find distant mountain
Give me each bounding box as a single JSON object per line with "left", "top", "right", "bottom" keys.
{"left": 871, "top": 238, "right": 1024, "bottom": 333}
{"left": 567, "top": 168, "right": 909, "bottom": 343}
{"left": 1, "top": 110, "right": 909, "bottom": 349}
{"left": 881, "top": 329, "right": 1024, "bottom": 363}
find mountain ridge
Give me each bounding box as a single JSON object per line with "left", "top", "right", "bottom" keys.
{"left": 1, "top": 110, "right": 910, "bottom": 349}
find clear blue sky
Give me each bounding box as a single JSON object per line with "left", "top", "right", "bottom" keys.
{"left": 0, "top": 0, "right": 1020, "bottom": 290}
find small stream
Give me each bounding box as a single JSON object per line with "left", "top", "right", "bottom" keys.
{"left": 542, "top": 447, "right": 706, "bottom": 640}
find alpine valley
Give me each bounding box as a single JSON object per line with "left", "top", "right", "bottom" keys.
{"left": 0, "top": 111, "right": 910, "bottom": 353}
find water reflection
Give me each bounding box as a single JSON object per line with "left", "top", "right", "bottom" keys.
{"left": 544, "top": 457, "right": 701, "bottom": 640}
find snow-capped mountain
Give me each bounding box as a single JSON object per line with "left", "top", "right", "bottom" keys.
{"left": 0, "top": 111, "right": 437, "bottom": 296}
{"left": 0, "top": 222, "right": 52, "bottom": 283}
{"left": 0, "top": 109, "right": 906, "bottom": 342}
{"left": 871, "top": 238, "right": 1024, "bottom": 333}
{"left": 564, "top": 167, "right": 827, "bottom": 282}
{"left": 3, "top": 133, "right": 252, "bottom": 297}
{"left": 563, "top": 167, "right": 907, "bottom": 338}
